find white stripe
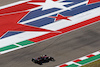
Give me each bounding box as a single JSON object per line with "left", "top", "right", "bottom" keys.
{"left": 0, "top": 0, "right": 31, "bottom": 9}
{"left": 55, "top": 66, "right": 59, "bottom": 67}
{"left": 41, "top": 7, "right": 100, "bottom": 30}
{"left": 0, "top": 32, "right": 49, "bottom": 48}
{"left": 20, "top": 1, "right": 88, "bottom": 24}
{"left": 79, "top": 56, "right": 88, "bottom": 60}
{"left": 65, "top": 61, "right": 74, "bottom": 65}
{"left": 92, "top": 51, "right": 100, "bottom": 55}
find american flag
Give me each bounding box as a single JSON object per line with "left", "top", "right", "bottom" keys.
{"left": 0, "top": 0, "right": 100, "bottom": 46}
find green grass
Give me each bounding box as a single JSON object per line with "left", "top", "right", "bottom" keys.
{"left": 81, "top": 59, "right": 100, "bottom": 67}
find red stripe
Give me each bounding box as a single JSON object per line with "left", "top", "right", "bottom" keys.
{"left": 73, "top": 59, "right": 82, "bottom": 62}
{"left": 88, "top": 0, "right": 100, "bottom": 4}
{"left": 30, "top": 0, "right": 45, "bottom": 2}
{"left": 86, "top": 54, "right": 95, "bottom": 58}
{"left": 29, "top": 16, "right": 100, "bottom": 42}
{"left": 59, "top": 64, "right": 68, "bottom": 67}
{"left": 53, "top": 0, "right": 58, "bottom": 1}
{"left": 29, "top": 32, "right": 60, "bottom": 42}
{"left": 0, "top": 2, "right": 40, "bottom": 15}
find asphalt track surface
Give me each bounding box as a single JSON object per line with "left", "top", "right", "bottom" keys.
{"left": 0, "top": 0, "right": 21, "bottom": 6}
{"left": 0, "top": 1, "right": 100, "bottom": 67}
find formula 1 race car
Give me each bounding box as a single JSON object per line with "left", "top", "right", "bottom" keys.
{"left": 32, "top": 55, "right": 55, "bottom": 65}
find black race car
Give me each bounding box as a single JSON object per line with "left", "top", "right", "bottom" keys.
{"left": 32, "top": 55, "right": 55, "bottom": 65}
